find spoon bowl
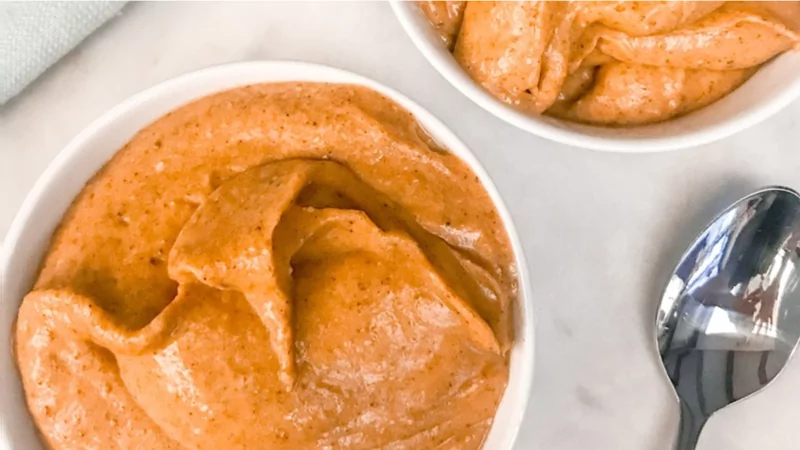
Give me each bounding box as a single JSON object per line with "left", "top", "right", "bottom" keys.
{"left": 657, "top": 186, "right": 800, "bottom": 450}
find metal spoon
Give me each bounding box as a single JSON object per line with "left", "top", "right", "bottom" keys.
{"left": 656, "top": 186, "right": 800, "bottom": 450}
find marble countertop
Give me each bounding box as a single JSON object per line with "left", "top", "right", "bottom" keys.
{"left": 3, "top": 2, "right": 800, "bottom": 449}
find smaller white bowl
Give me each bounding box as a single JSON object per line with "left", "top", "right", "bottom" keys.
{"left": 0, "top": 61, "right": 533, "bottom": 450}
{"left": 391, "top": 1, "right": 800, "bottom": 152}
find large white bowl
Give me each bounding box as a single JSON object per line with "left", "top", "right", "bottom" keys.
{"left": 0, "top": 61, "right": 534, "bottom": 450}
{"left": 391, "top": 1, "right": 800, "bottom": 152}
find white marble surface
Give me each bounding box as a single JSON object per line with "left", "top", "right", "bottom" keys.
{"left": 2, "top": 2, "right": 800, "bottom": 449}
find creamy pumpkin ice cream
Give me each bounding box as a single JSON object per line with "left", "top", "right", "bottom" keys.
{"left": 14, "top": 84, "right": 517, "bottom": 449}
{"left": 420, "top": 1, "right": 800, "bottom": 125}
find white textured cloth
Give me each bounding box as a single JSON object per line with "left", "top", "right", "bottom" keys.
{"left": 0, "top": 1, "right": 125, "bottom": 104}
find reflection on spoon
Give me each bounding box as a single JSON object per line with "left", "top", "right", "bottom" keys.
{"left": 656, "top": 186, "right": 800, "bottom": 450}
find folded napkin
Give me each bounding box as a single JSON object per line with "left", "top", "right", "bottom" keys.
{"left": 0, "top": 1, "right": 125, "bottom": 104}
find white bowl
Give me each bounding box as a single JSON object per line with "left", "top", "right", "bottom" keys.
{"left": 0, "top": 61, "right": 534, "bottom": 450}
{"left": 391, "top": 1, "right": 800, "bottom": 152}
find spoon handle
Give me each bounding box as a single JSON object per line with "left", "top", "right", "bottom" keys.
{"left": 675, "top": 400, "right": 708, "bottom": 450}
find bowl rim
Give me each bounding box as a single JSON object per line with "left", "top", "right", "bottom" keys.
{"left": 389, "top": 0, "right": 800, "bottom": 152}
{"left": 0, "top": 60, "right": 534, "bottom": 450}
